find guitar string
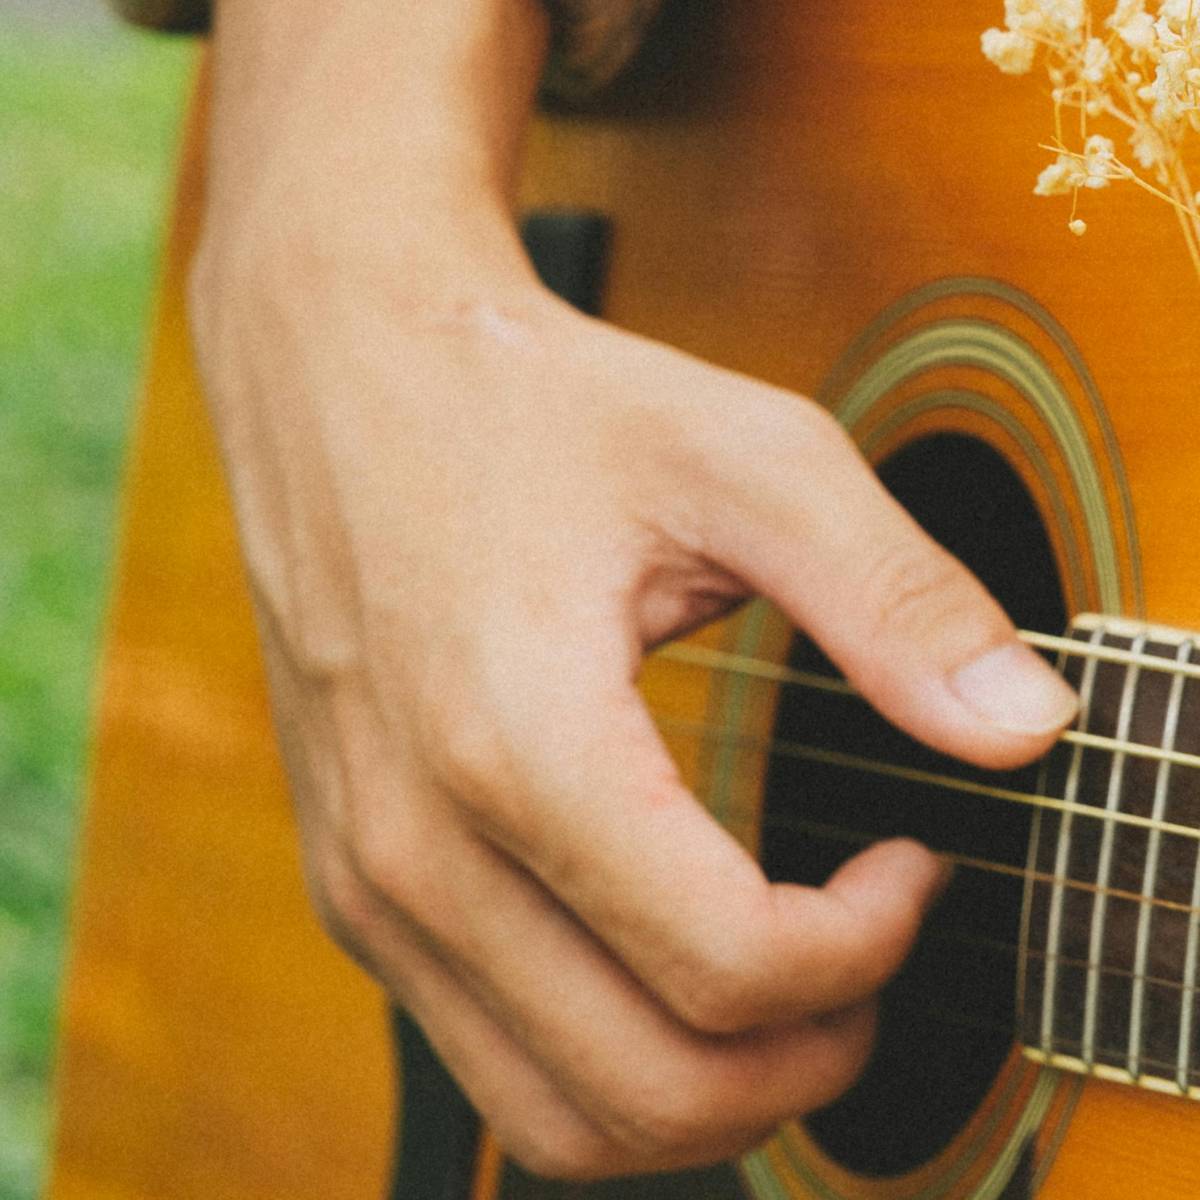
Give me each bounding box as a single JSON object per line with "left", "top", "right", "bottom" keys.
{"left": 852, "top": 994, "right": 1194, "bottom": 1065}
{"left": 660, "top": 627, "right": 1200, "bottom": 686}
{"left": 935, "top": 926, "right": 1193, "bottom": 995}
{"left": 881, "top": 983, "right": 1198, "bottom": 1075}
{"left": 742, "top": 819, "right": 1200, "bottom": 1060}
{"left": 658, "top": 633, "right": 1200, "bottom": 1067}
{"left": 660, "top": 715, "right": 1200, "bottom": 842}
{"left": 760, "top": 813, "right": 1200, "bottom": 922}
{"left": 1019, "top": 629, "right": 1200, "bottom": 679}
{"left": 656, "top": 643, "right": 1200, "bottom": 773}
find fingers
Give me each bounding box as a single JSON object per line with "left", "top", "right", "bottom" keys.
{"left": 338, "top": 794, "right": 879, "bottom": 1177}
{"left": 671, "top": 370, "right": 1077, "bottom": 770}
{"left": 409, "top": 629, "right": 946, "bottom": 1035}
{"left": 323, "top": 664, "right": 901, "bottom": 1174}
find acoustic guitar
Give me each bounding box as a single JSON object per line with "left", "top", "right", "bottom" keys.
{"left": 47, "top": 1, "right": 1200, "bottom": 1198}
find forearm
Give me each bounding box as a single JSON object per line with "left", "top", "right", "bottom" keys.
{"left": 201, "top": 0, "right": 550, "bottom": 308}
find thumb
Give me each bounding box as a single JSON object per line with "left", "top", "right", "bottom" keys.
{"left": 693, "top": 395, "right": 1077, "bottom": 771}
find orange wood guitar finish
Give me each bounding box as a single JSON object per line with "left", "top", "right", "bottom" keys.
{"left": 48, "top": 3, "right": 1200, "bottom": 1196}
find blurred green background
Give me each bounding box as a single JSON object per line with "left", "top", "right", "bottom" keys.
{"left": 0, "top": 6, "right": 194, "bottom": 1196}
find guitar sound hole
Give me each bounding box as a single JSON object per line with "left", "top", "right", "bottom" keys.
{"left": 760, "top": 433, "right": 1067, "bottom": 1177}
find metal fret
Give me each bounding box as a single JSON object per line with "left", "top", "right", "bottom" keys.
{"left": 1128, "top": 638, "right": 1192, "bottom": 1080}
{"left": 1040, "top": 625, "right": 1107, "bottom": 1055}
{"left": 1018, "top": 635, "right": 1072, "bottom": 1044}
{"left": 1180, "top": 682, "right": 1200, "bottom": 1091}
{"left": 1081, "top": 634, "right": 1146, "bottom": 1066}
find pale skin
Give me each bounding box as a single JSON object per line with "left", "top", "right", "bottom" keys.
{"left": 190, "top": 0, "right": 1080, "bottom": 1180}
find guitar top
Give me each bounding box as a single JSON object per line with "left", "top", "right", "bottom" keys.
{"left": 48, "top": 3, "right": 1200, "bottom": 1199}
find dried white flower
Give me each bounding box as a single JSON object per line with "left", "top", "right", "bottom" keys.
{"left": 1082, "top": 37, "right": 1114, "bottom": 82}
{"left": 1113, "top": 9, "right": 1157, "bottom": 49}
{"left": 1158, "top": 0, "right": 1197, "bottom": 34}
{"left": 1082, "top": 133, "right": 1118, "bottom": 184}
{"left": 1150, "top": 51, "right": 1191, "bottom": 123}
{"left": 1004, "top": 0, "right": 1050, "bottom": 32}
{"left": 982, "top": 26, "right": 1038, "bottom": 73}
{"left": 1004, "top": 0, "right": 1087, "bottom": 40}
{"left": 984, "top": 0, "right": 1200, "bottom": 274}
{"left": 1041, "top": 0, "right": 1088, "bottom": 39}
{"left": 1035, "top": 156, "right": 1081, "bottom": 194}
{"left": 1130, "top": 120, "right": 1169, "bottom": 166}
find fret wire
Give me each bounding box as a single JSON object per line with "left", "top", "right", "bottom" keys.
{"left": 1179, "top": 750, "right": 1200, "bottom": 1090}
{"left": 654, "top": 644, "right": 1200, "bottom": 772}
{"left": 1131, "top": 638, "right": 1192, "bottom": 1080}
{"left": 760, "top": 812, "right": 1200, "bottom": 917}
{"left": 656, "top": 716, "right": 1200, "bottom": 842}
{"left": 1019, "top": 638, "right": 1073, "bottom": 1037}
{"left": 1082, "top": 633, "right": 1146, "bottom": 1068}
{"left": 1038, "top": 626, "right": 1100, "bottom": 1059}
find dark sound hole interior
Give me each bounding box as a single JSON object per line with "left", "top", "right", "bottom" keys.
{"left": 759, "top": 432, "right": 1067, "bottom": 1177}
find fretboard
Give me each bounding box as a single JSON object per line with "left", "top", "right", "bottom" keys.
{"left": 1020, "top": 613, "right": 1200, "bottom": 1099}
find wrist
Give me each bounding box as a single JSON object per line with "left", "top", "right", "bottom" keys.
{"left": 202, "top": 0, "right": 548, "bottom": 261}
{"left": 194, "top": 0, "right": 554, "bottom": 345}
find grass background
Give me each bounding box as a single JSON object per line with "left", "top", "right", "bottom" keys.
{"left": 0, "top": 9, "right": 194, "bottom": 1197}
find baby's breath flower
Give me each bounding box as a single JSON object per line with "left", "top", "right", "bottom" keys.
{"left": 1109, "top": 0, "right": 1147, "bottom": 25}
{"left": 1158, "top": 0, "right": 1196, "bottom": 33}
{"left": 1082, "top": 133, "right": 1118, "bottom": 184}
{"left": 1130, "top": 120, "right": 1169, "bottom": 166}
{"left": 1113, "top": 8, "right": 1158, "bottom": 48}
{"left": 1004, "top": 0, "right": 1050, "bottom": 32}
{"left": 1082, "top": 36, "right": 1114, "bottom": 82}
{"left": 982, "top": 26, "right": 1039, "bottom": 73}
{"left": 1151, "top": 51, "right": 1191, "bottom": 123}
{"left": 984, "top": 0, "right": 1199, "bottom": 277}
{"left": 1035, "top": 156, "right": 1081, "bottom": 193}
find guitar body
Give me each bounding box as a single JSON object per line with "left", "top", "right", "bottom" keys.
{"left": 48, "top": 2, "right": 1200, "bottom": 1198}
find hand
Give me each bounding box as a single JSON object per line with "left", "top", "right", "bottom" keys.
{"left": 190, "top": 0, "right": 1078, "bottom": 1178}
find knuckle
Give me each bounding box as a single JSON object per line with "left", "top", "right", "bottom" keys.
{"left": 416, "top": 659, "right": 526, "bottom": 814}
{"left": 499, "top": 1121, "right": 615, "bottom": 1181}
{"left": 432, "top": 714, "right": 513, "bottom": 804}
{"left": 617, "top": 1086, "right": 716, "bottom": 1160}
{"left": 350, "top": 826, "right": 424, "bottom": 914}
{"left": 861, "top": 539, "right": 991, "bottom": 648}
{"left": 806, "top": 1007, "right": 879, "bottom": 1108}
{"left": 672, "top": 964, "right": 761, "bottom": 1035}
{"left": 600, "top": 1046, "right": 745, "bottom": 1159}
{"left": 663, "top": 926, "right": 777, "bottom": 1035}
{"left": 305, "top": 845, "right": 382, "bottom": 961}
{"left": 791, "top": 394, "right": 852, "bottom": 449}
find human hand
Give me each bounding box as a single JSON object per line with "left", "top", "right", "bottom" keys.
{"left": 190, "top": 0, "right": 1078, "bottom": 1178}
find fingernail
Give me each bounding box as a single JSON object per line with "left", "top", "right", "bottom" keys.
{"left": 949, "top": 642, "right": 1078, "bottom": 734}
